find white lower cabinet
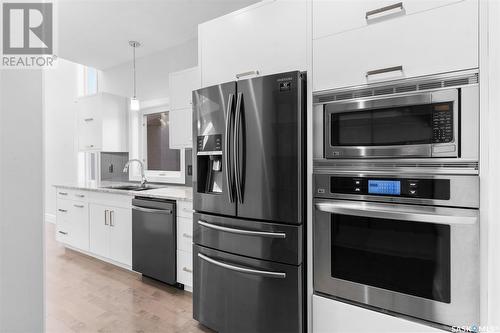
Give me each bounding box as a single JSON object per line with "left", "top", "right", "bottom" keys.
{"left": 176, "top": 200, "right": 193, "bottom": 290}
{"left": 55, "top": 198, "right": 89, "bottom": 251}
{"left": 313, "top": 295, "right": 445, "bottom": 333}
{"left": 89, "top": 203, "right": 132, "bottom": 267}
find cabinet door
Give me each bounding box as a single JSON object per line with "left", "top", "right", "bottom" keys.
{"left": 169, "top": 67, "right": 200, "bottom": 110}
{"left": 199, "top": 0, "right": 307, "bottom": 87}
{"left": 69, "top": 201, "right": 89, "bottom": 251}
{"left": 176, "top": 216, "right": 193, "bottom": 252}
{"left": 313, "top": 0, "right": 478, "bottom": 91}
{"left": 78, "top": 116, "right": 102, "bottom": 151}
{"left": 108, "top": 207, "right": 132, "bottom": 266}
{"left": 89, "top": 204, "right": 109, "bottom": 258}
{"left": 169, "top": 108, "right": 193, "bottom": 149}
{"left": 313, "top": 0, "right": 463, "bottom": 39}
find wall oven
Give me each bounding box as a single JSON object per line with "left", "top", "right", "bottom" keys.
{"left": 313, "top": 172, "right": 479, "bottom": 327}
{"left": 315, "top": 71, "right": 479, "bottom": 160}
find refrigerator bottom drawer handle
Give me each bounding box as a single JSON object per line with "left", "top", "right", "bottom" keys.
{"left": 198, "top": 253, "right": 286, "bottom": 279}
{"left": 197, "top": 220, "right": 286, "bottom": 238}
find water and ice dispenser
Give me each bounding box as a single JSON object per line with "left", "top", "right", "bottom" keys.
{"left": 196, "top": 134, "right": 223, "bottom": 194}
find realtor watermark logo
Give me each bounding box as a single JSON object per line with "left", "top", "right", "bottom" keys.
{"left": 2, "top": 2, "right": 56, "bottom": 68}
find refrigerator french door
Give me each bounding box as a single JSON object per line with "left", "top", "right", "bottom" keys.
{"left": 192, "top": 71, "right": 306, "bottom": 333}
{"left": 193, "top": 71, "right": 306, "bottom": 224}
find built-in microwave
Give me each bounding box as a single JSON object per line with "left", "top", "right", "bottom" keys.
{"left": 315, "top": 72, "right": 479, "bottom": 160}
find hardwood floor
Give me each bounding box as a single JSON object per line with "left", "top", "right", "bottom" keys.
{"left": 45, "top": 223, "right": 213, "bottom": 333}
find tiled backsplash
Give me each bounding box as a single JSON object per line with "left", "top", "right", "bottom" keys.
{"left": 100, "top": 152, "right": 130, "bottom": 182}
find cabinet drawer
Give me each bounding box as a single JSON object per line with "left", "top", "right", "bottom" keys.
{"left": 177, "top": 200, "right": 193, "bottom": 218}
{"left": 56, "top": 199, "right": 71, "bottom": 243}
{"left": 313, "top": 0, "right": 464, "bottom": 39}
{"left": 56, "top": 189, "right": 88, "bottom": 200}
{"left": 177, "top": 216, "right": 193, "bottom": 252}
{"left": 177, "top": 250, "right": 193, "bottom": 287}
{"left": 313, "top": 0, "right": 478, "bottom": 92}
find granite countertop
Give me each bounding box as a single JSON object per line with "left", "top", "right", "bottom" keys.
{"left": 54, "top": 181, "right": 193, "bottom": 201}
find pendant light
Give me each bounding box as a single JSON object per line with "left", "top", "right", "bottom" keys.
{"left": 129, "top": 40, "right": 141, "bottom": 111}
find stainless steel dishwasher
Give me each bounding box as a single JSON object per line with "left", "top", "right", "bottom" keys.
{"left": 132, "top": 197, "right": 177, "bottom": 285}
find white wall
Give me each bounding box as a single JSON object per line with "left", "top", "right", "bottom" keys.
{"left": 0, "top": 69, "right": 44, "bottom": 332}
{"left": 44, "top": 59, "right": 80, "bottom": 219}
{"left": 101, "top": 38, "right": 197, "bottom": 101}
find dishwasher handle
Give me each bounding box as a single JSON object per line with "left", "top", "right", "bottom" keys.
{"left": 132, "top": 206, "right": 173, "bottom": 215}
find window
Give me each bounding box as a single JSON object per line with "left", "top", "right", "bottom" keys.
{"left": 78, "top": 65, "right": 99, "bottom": 96}
{"left": 144, "top": 112, "right": 181, "bottom": 171}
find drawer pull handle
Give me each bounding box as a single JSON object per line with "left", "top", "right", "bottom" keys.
{"left": 84, "top": 118, "right": 94, "bottom": 122}
{"left": 182, "top": 233, "right": 192, "bottom": 239}
{"left": 58, "top": 231, "right": 68, "bottom": 235}
{"left": 236, "top": 70, "right": 259, "bottom": 79}
{"left": 198, "top": 253, "right": 286, "bottom": 279}
{"left": 182, "top": 267, "right": 192, "bottom": 273}
{"left": 75, "top": 194, "right": 85, "bottom": 198}
{"left": 366, "top": 2, "right": 404, "bottom": 20}
{"left": 74, "top": 204, "right": 85, "bottom": 208}
{"left": 198, "top": 220, "right": 286, "bottom": 239}
{"left": 366, "top": 65, "right": 403, "bottom": 78}
{"left": 86, "top": 145, "right": 95, "bottom": 148}
{"left": 58, "top": 209, "right": 67, "bottom": 213}
{"left": 182, "top": 208, "right": 193, "bottom": 213}
{"left": 58, "top": 192, "right": 68, "bottom": 195}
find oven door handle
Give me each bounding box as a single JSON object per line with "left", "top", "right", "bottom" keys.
{"left": 315, "top": 201, "right": 478, "bottom": 225}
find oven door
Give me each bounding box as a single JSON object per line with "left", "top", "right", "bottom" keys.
{"left": 313, "top": 199, "right": 479, "bottom": 327}
{"left": 324, "top": 90, "right": 459, "bottom": 159}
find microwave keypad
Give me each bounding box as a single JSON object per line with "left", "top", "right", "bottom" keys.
{"left": 432, "top": 110, "right": 453, "bottom": 143}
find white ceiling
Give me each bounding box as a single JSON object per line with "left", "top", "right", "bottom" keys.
{"left": 57, "top": 0, "right": 259, "bottom": 69}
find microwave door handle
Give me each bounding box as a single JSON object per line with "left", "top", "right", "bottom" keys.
{"left": 315, "top": 201, "right": 478, "bottom": 225}
{"left": 234, "top": 92, "right": 243, "bottom": 204}
{"left": 225, "top": 93, "right": 235, "bottom": 203}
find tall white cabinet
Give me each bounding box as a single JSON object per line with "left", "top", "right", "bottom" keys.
{"left": 77, "top": 92, "right": 129, "bottom": 151}
{"left": 198, "top": 0, "right": 307, "bottom": 87}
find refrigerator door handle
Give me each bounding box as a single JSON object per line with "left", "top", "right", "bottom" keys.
{"left": 198, "top": 220, "right": 287, "bottom": 238}
{"left": 224, "top": 93, "right": 235, "bottom": 203}
{"left": 234, "top": 92, "right": 243, "bottom": 203}
{"left": 198, "top": 253, "right": 286, "bottom": 279}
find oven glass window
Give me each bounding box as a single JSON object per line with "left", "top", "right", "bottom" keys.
{"left": 331, "top": 214, "right": 451, "bottom": 303}
{"left": 330, "top": 102, "right": 453, "bottom": 146}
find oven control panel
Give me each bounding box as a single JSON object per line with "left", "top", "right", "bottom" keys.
{"left": 330, "top": 177, "right": 450, "bottom": 200}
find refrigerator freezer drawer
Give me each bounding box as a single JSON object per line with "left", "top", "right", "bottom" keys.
{"left": 193, "top": 245, "right": 303, "bottom": 333}
{"left": 193, "top": 212, "right": 303, "bottom": 265}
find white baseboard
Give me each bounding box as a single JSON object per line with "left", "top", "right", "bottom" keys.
{"left": 45, "top": 213, "right": 56, "bottom": 224}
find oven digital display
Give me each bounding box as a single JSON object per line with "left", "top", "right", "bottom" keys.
{"left": 368, "top": 180, "right": 401, "bottom": 195}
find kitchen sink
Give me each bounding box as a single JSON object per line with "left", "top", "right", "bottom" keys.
{"left": 102, "top": 185, "right": 155, "bottom": 191}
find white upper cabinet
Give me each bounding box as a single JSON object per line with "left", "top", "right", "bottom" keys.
{"left": 77, "top": 92, "right": 128, "bottom": 152}
{"left": 198, "top": 0, "right": 307, "bottom": 87}
{"left": 168, "top": 67, "right": 200, "bottom": 149}
{"left": 313, "top": 0, "right": 478, "bottom": 92}
{"left": 313, "top": 0, "right": 464, "bottom": 39}
{"left": 169, "top": 67, "right": 200, "bottom": 110}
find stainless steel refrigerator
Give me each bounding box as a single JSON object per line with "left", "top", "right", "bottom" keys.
{"left": 192, "top": 71, "right": 306, "bottom": 333}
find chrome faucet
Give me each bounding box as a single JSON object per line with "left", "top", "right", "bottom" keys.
{"left": 123, "top": 159, "right": 147, "bottom": 187}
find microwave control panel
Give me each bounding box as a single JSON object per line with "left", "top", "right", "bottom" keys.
{"left": 330, "top": 177, "right": 450, "bottom": 200}
{"left": 431, "top": 103, "right": 454, "bottom": 143}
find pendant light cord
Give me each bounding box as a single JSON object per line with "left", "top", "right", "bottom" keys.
{"left": 133, "top": 44, "right": 136, "bottom": 99}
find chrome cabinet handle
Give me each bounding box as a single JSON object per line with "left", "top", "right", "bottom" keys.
{"left": 84, "top": 118, "right": 94, "bottom": 122}
{"left": 224, "top": 93, "right": 235, "bottom": 203}
{"left": 235, "top": 70, "right": 259, "bottom": 79}
{"left": 132, "top": 206, "right": 173, "bottom": 214}
{"left": 110, "top": 210, "right": 115, "bottom": 227}
{"left": 233, "top": 92, "right": 243, "bottom": 204}
{"left": 315, "top": 200, "right": 478, "bottom": 225}
{"left": 104, "top": 210, "right": 109, "bottom": 225}
{"left": 182, "top": 267, "right": 192, "bottom": 273}
{"left": 366, "top": 65, "right": 403, "bottom": 78}
{"left": 74, "top": 204, "right": 84, "bottom": 208}
{"left": 198, "top": 220, "right": 286, "bottom": 238}
{"left": 86, "top": 145, "right": 95, "bottom": 148}
{"left": 58, "top": 192, "right": 68, "bottom": 195}
{"left": 365, "top": 2, "right": 404, "bottom": 20}
{"left": 198, "top": 253, "right": 286, "bottom": 279}
{"left": 74, "top": 194, "right": 85, "bottom": 198}
{"left": 58, "top": 209, "right": 67, "bottom": 213}
{"left": 58, "top": 231, "right": 68, "bottom": 235}
{"left": 182, "top": 233, "right": 193, "bottom": 239}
